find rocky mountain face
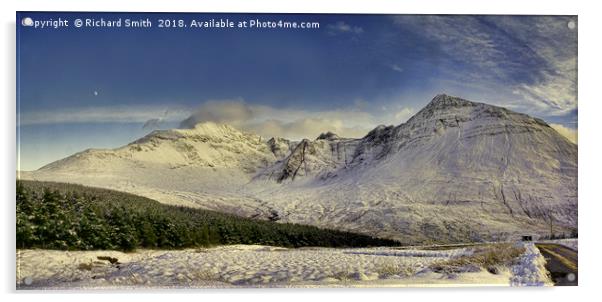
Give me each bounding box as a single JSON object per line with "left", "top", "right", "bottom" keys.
{"left": 20, "top": 94, "right": 578, "bottom": 244}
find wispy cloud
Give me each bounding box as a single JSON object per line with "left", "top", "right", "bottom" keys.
{"left": 180, "top": 99, "right": 413, "bottom": 140}
{"left": 327, "top": 21, "right": 364, "bottom": 35}
{"left": 142, "top": 109, "right": 171, "bottom": 130}
{"left": 19, "top": 105, "right": 189, "bottom": 126}
{"left": 391, "top": 16, "right": 577, "bottom": 118}
{"left": 19, "top": 97, "right": 415, "bottom": 140}
{"left": 550, "top": 123, "right": 578, "bottom": 144}
{"left": 179, "top": 98, "right": 251, "bottom": 129}
{"left": 390, "top": 64, "right": 403, "bottom": 73}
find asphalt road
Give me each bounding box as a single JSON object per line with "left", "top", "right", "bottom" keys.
{"left": 535, "top": 243, "right": 578, "bottom": 286}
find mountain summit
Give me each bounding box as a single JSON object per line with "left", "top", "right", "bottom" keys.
{"left": 20, "top": 95, "right": 577, "bottom": 244}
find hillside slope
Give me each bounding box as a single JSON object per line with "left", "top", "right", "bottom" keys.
{"left": 17, "top": 180, "right": 398, "bottom": 250}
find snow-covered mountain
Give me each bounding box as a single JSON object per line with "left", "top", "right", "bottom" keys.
{"left": 20, "top": 94, "right": 578, "bottom": 244}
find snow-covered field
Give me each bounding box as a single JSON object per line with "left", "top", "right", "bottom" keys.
{"left": 16, "top": 243, "right": 551, "bottom": 289}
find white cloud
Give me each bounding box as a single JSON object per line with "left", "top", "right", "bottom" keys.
{"left": 181, "top": 99, "right": 414, "bottom": 140}
{"left": 246, "top": 118, "right": 369, "bottom": 140}
{"left": 394, "top": 107, "right": 413, "bottom": 121}
{"left": 327, "top": 21, "right": 364, "bottom": 35}
{"left": 390, "top": 64, "right": 403, "bottom": 73}
{"left": 179, "top": 99, "right": 251, "bottom": 129}
{"left": 391, "top": 16, "right": 577, "bottom": 117}
{"left": 550, "top": 123, "right": 578, "bottom": 144}
{"left": 512, "top": 58, "right": 577, "bottom": 116}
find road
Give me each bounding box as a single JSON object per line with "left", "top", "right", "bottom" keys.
{"left": 535, "top": 243, "right": 578, "bottom": 286}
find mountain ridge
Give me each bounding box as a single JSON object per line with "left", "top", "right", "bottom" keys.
{"left": 19, "top": 94, "right": 578, "bottom": 244}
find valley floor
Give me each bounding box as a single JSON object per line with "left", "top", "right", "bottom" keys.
{"left": 16, "top": 243, "right": 551, "bottom": 289}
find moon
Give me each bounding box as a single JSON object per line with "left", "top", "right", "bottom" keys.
{"left": 93, "top": 91, "right": 99, "bottom": 96}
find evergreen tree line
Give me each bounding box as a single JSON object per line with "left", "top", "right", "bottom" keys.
{"left": 16, "top": 180, "right": 400, "bottom": 251}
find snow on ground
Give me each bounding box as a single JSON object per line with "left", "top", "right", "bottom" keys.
{"left": 539, "top": 238, "right": 578, "bottom": 251}
{"left": 510, "top": 243, "right": 554, "bottom": 286}
{"left": 17, "top": 243, "right": 550, "bottom": 289}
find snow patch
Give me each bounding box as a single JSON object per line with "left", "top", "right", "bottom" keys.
{"left": 509, "top": 243, "right": 553, "bottom": 286}
{"left": 17, "top": 245, "right": 530, "bottom": 289}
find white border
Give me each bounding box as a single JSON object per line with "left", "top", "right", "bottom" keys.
{"left": 3, "top": 1, "right": 601, "bottom": 302}
{"left": 2, "top": 0, "right": 583, "bottom": 15}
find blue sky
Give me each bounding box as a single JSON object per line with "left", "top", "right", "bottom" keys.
{"left": 17, "top": 12, "right": 578, "bottom": 170}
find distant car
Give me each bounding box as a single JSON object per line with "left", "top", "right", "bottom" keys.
{"left": 522, "top": 235, "right": 533, "bottom": 241}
